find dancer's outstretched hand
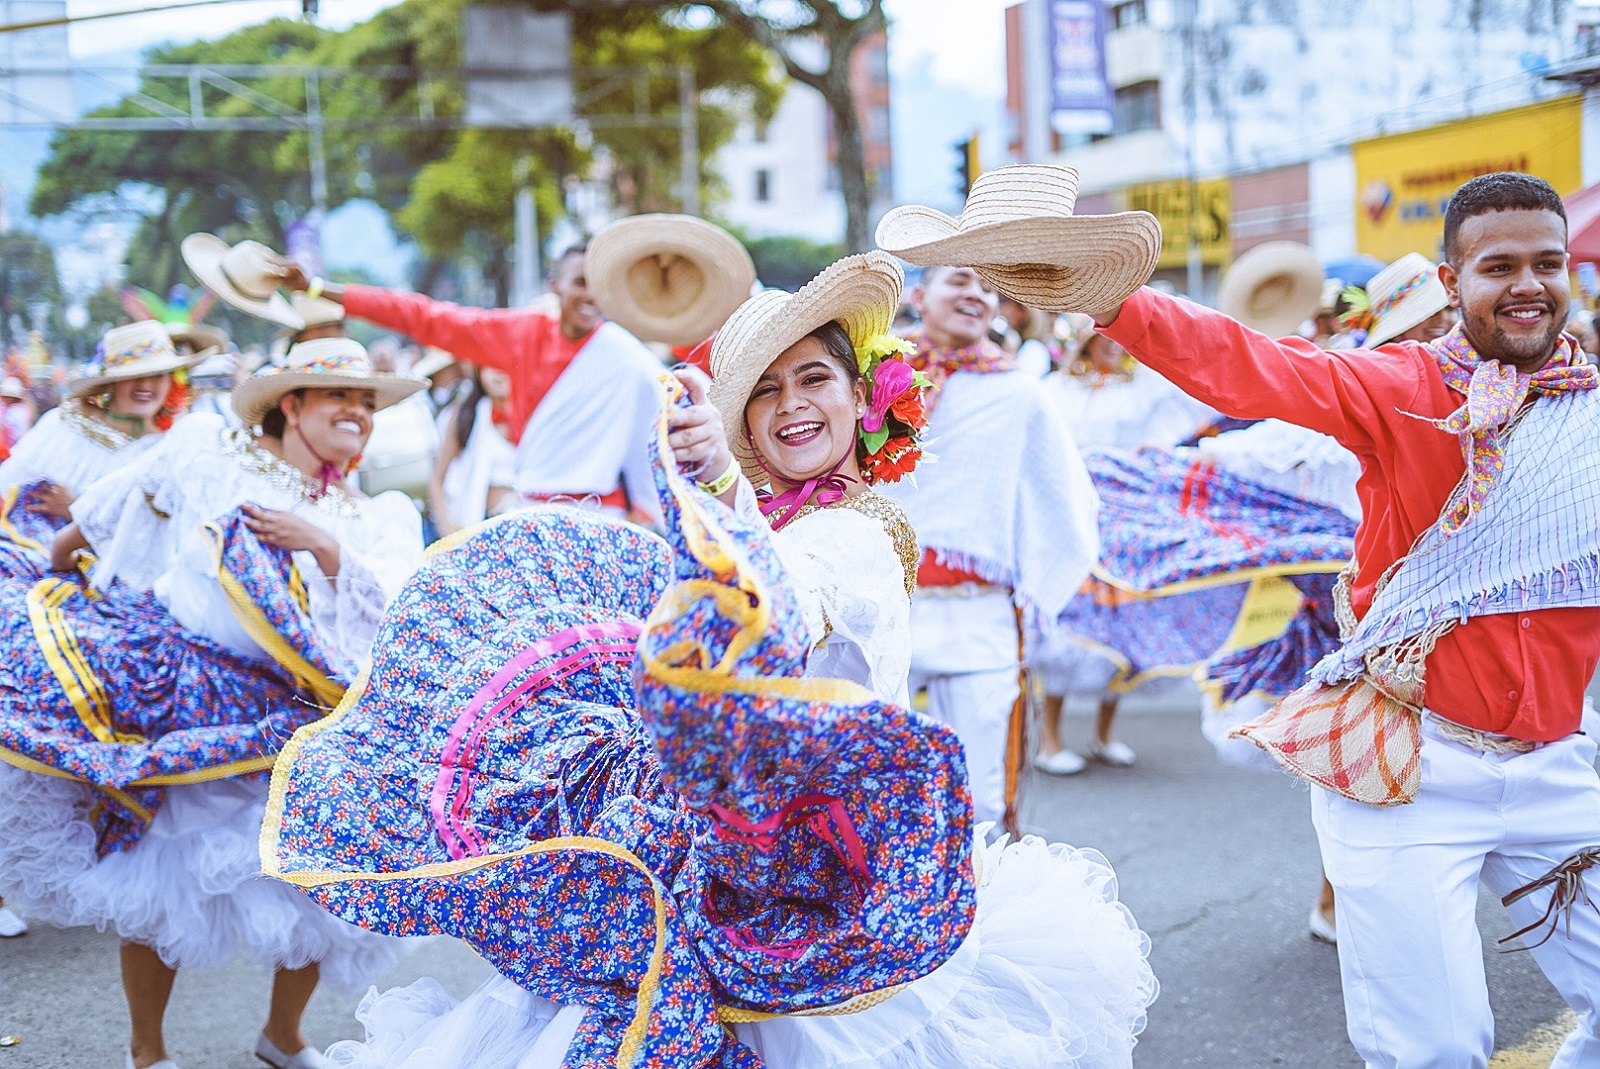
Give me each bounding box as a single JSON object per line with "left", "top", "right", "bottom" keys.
{"left": 668, "top": 366, "right": 735, "bottom": 487}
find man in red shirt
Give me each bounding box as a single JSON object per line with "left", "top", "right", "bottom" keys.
{"left": 278, "top": 246, "right": 663, "bottom": 524}
{"left": 1089, "top": 173, "right": 1600, "bottom": 1068}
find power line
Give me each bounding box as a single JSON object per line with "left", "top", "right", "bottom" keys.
{"left": 0, "top": 0, "right": 287, "bottom": 36}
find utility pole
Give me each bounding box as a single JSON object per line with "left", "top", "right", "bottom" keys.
{"left": 512, "top": 155, "right": 539, "bottom": 306}
{"left": 678, "top": 65, "right": 699, "bottom": 217}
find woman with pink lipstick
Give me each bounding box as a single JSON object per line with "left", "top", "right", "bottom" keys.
{"left": 0, "top": 337, "right": 428, "bottom": 1069}
{"left": 301, "top": 253, "right": 1155, "bottom": 1069}
{"left": 0, "top": 321, "right": 203, "bottom": 578}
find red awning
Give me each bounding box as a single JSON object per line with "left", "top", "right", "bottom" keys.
{"left": 1566, "top": 181, "right": 1600, "bottom": 263}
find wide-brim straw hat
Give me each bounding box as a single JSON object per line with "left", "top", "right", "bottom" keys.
{"left": 232, "top": 337, "right": 426, "bottom": 427}
{"left": 410, "top": 347, "right": 456, "bottom": 381}
{"left": 1217, "top": 241, "right": 1325, "bottom": 338}
{"left": 66, "top": 320, "right": 208, "bottom": 397}
{"left": 181, "top": 233, "right": 306, "bottom": 330}
{"left": 164, "top": 320, "right": 228, "bottom": 356}
{"left": 588, "top": 214, "right": 757, "bottom": 346}
{"left": 707, "top": 252, "right": 903, "bottom": 485}
{"left": 1364, "top": 252, "right": 1449, "bottom": 346}
{"left": 874, "top": 165, "right": 1161, "bottom": 315}
{"left": 0, "top": 377, "right": 26, "bottom": 400}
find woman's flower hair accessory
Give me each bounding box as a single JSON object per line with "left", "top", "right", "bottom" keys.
{"left": 852, "top": 331, "right": 930, "bottom": 485}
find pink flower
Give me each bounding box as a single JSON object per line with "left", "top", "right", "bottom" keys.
{"left": 862, "top": 359, "right": 915, "bottom": 433}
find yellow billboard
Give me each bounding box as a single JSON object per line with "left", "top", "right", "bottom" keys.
{"left": 1126, "top": 178, "right": 1231, "bottom": 269}
{"left": 1353, "top": 96, "right": 1582, "bottom": 263}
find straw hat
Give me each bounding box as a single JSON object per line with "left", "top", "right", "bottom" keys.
{"left": 232, "top": 337, "right": 426, "bottom": 427}
{"left": 164, "top": 320, "right": 228, "bottom": 355}
{"left": 66, "top": 321, "right": 207, "bottom": 397}
{"left": 181, "top": 233, "right": 305, "bottom": 329}
{"left": 707, "top": 252, "right": 903, "bottom": 484}
{"left": 874, "top": 165, "right": 1161, "bottom": 315}
{"left": 1216, "top": 241, "right": 1325, "bottom": 338}
{"left": 0, "top": 377, "right": 26, "bottom": 400}
{"left": 410, "top": 347, "right": 456, "bottom": 381}
{"left": 289, "top": 291, "right": 346, "bottom": 330}
{"left": 587, "top": 214, "right": 757, "bottom": 346}
{"left": 1363, "top": 253, "right": 1449, "bottom": 346}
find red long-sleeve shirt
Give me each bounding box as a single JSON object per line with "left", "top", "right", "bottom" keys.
{"left": 343, "top": 285, "right": 591, "bottom": 445}
{"left": 1102, "top": 287, "right": 1600, "bottom": 741}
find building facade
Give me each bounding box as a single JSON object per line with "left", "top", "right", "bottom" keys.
{"left": 1005, "top": 0, "right": 1597, "bottom": 298}
{"left": 716, "top": 31, "right": 893, "bottom": 244}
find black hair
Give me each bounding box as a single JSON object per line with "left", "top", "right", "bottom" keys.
{"left": 452, "top": 375, "right": 489, "bottom": 452}
{"left": 1443, "top": 172, "right": 1567, "bottom": 265}
{"left": 258, "top": 389, "right": 304, "bottom": 437}
{"left": 805, "top": 320, "right": 861, "bottom": 386}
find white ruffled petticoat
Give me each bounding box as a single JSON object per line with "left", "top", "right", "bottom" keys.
{"left": 325, "top": 831, "right": 1158, "bottom": 1069}
{"left": 0, "top": 763, "right": 405, "bottom": 991}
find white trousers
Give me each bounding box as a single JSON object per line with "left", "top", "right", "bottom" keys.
{"left": 1311, "top": 721, "right": 1600, "bottom": 1069}
{"left": 908, "top": 591, "right": 1023, "bottom": 826}
{"left": 908, "top": 665, "right": 1020, "bottom": 826}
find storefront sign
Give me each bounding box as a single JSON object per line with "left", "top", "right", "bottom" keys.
{"left": 1353, "top": 96, "right": 1582, "bottom": 262}
{"left": 1126, "top": 177, "right": 1231, "bottom": 268}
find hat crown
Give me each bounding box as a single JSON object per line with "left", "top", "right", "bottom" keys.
{"left": 281, "top": 337, "right": 374, "bottom": 377}
{"left": 219, "top": 241, "right": 283, "bottom": 300}
{"left": 1367, "top": 253, "right": 1437, "bottom": 316}
{"left": 100, "top": 320, "right": 176, "bottom": 370}
{"left": 290, "top": 291, "right": 346, "bottom": 327}
{"left": 959, "top": 166, "right": 1081, "bottom": 230}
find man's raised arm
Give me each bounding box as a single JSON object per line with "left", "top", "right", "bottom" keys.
{"left": 1091, "top": 287, "right": 1414, "bottom": 455}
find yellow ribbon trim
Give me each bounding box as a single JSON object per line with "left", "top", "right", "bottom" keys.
{"left": 0, "top": 483, "right": 46, "bottom": 554}
{"left": 26, "top": 577, "right": 136, "bottom": 745}
{"left": 0, "top": 746, "right": 154, "bottom": 823}
{"left": 1090, "top": 557, "right": 1347, "bottom": 597}
{"left": 203, "top": 521, "right": 345, "bottom": 709}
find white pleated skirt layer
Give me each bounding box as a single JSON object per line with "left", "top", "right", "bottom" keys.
{"left": 326, "top": 831, "right": 1158, "bottom": 1069}
{"left": 0, "top": 763, "right": 406, "bottom": 990}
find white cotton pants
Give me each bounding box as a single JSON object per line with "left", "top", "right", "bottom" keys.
{"left": 908, "top": 590, "right": 1022, "bottom": 826}
{"left": 1311, "top": 719, "right": 1600, "bottom": 1069}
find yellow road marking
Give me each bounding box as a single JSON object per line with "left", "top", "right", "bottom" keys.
{"left": 1489, "top": 1010, "right": 1576, "bottom": 1068}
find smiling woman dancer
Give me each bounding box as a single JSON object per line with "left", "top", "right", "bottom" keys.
{"left": 0, "top": 321, "right": 200, "bottom": 578}
{"left": 265, "top": 253, "right": 1156, "bottom": 1069}
{"left": 0, "top": 338, "right": 427, "bottom": 1069}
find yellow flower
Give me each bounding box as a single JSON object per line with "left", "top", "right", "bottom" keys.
{"left": 853, "top": 332, "right": 915, "bottom": 375}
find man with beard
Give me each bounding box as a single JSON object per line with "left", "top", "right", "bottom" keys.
{"left": 880, "top": 265, "right": 1099, "bottom": 833}
{"left": 278, "top": 245, "right": 662, "bottom": 524}
{"left": 1090, "top": 172, "right": 1600, "bottom": 1068}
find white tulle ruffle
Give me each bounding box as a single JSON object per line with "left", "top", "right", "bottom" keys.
{"left": 0, "top": 763, "right": 405, "bottom": 990}
{"left": 324, "top": 830, "right": 1157, "bottom": 1069}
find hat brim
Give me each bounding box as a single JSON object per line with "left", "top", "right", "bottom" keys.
{"left": 231, "top": 370, "right": 427, "bottom": 427}
{"left": 66, "top": 351, "right": 209, "bottom": 397}
{"left": 1366, "top": 277, "right": 1450, "bottom": 346}
{"left": 708, "top": 254, "right": 902, "bottom": 485}
{"left": 1216, "top": 242, "right": 1326, "bottom": 338}
{"left": 167, "top": 322, "right": 229, "bottom": 354}
{"left": 588, "top": 215, "right": 758, "bottom": 346}
{"left": 876, "top": 209, "right": 1163, "bottom": 315}
{"left": 410, "top": 351, "right": 457, "bottom": 380}
{"left": 181, "top": 233, "right": 306, "bottom": 330}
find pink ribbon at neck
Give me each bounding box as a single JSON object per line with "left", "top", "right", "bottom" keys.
{"left": 293, "top": 424, "right": 346, "bottom": 499}
{"left": 754, "top": 446, "right": 855, "bottom": 531}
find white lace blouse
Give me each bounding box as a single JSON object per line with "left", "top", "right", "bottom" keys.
{"left": 0, "top": 400, "right": 166, "bottom": 496}
{"left": 71, "top": 414, "right": 424, "bottom": 667}
{"left": 733, "top": 480, "right": 918, "bottom": 707}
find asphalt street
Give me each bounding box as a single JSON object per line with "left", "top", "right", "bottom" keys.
{"left": 0, "top": 687, "right": 1578, "bottom": 1069}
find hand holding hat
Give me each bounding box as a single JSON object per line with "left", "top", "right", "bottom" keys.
{"left": 181, "top": 234, "right": 305, "bottom": 330}
{"left": 875, "top": 165, "right": 1162, "bottom": 316}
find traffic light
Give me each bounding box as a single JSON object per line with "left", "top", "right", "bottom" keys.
{"left": 954, "top": 133, "right": 982, "bottom": 198}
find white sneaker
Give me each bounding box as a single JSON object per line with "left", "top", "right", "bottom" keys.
{"left": 125, "top": 1052, "right": 180, "bottom": 1069}
{"left": 1033, "top": 748, "right": 1088, "bottom": 775}
{"left": 1308, "top": 905, "right": 1337, "bottom": 944}
{"left": 255, "top": 1033, "right": 331, "bottom": 1069}
{"left": 1090, "top": 739, "right": 1137, "bottom": 767}
{"left": 0, "top": 906, "right": 26, "bottom": 938}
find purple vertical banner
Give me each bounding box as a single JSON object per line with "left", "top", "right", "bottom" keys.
{"left": 1047, "top": 0, "right": 1114, "bottom": 135}
{"left": 285, "top": 215, "right": 325, "bottom": 281}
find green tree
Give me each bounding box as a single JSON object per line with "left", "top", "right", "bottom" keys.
{"left": 26, "top": 0, "right": 784, "bottom": 305}
{"left": 0, "top": 232, "right": 65, "bottom": 347}
{"left": 525, "top": 0, "right": 887, "bottom": 252}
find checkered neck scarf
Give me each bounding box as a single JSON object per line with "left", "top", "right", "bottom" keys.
{"left": 902, "top": 328, "right": 1015, "bottom": 413}
{"left": 1420, "top": 325, "right": 1598, "bottom": 536}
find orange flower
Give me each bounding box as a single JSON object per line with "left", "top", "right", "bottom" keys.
{"left": 866, "top": 436, "right": 919, "bottom": 484}
{"left": 889, "top": 387, "right": 926, "bottom": 427}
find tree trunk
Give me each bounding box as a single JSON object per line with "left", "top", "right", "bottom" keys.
{"left": 823, "top": 58, "right": 873, "bottom": 254}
